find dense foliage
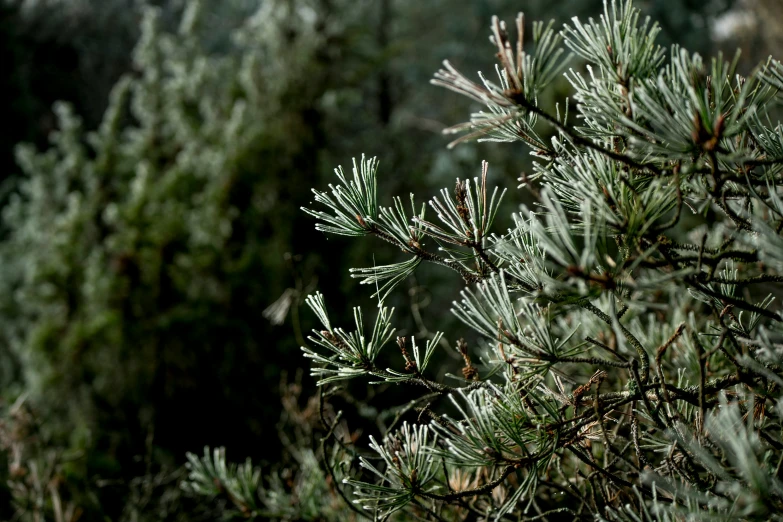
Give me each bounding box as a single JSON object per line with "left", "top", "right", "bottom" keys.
{"left": 3, "top": 0, "right": 776, "bottom": 520}
{"left": 0, "top": 0, "right": 568, "bottom": 518}
{"left": 186, "top": 1, "right": 783, "bottom": 520}
{"left": 0, "top": 1, "right": 350, "bottom": 518}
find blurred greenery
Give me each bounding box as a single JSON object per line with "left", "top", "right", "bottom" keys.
{"left": 0, "top": 0, "right": 772, "bottom": 519}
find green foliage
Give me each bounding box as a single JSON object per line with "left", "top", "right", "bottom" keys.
{"left": 302, "top": 292, "right": 397, "bottom": 385}
{"left": 184, "top": 447, "right": 263, "bottom": 515}
{"left": 0, "top": 0, "right": 762, "bottom": 520}
{"left": 347, "top": 421, "right": 440, "bottom": 517}
{"left": 0, "top": 0, "right": 354, "bottom": 518}
{"left": 183, "top": 373, "right": 361, "bottom": 521}
{"left": 188, "top": 0, "right": 783, "bottom": 520}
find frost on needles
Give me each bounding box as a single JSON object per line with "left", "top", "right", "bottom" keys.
{"left": 185, "top": 1, "right": 783, "bottom": 520}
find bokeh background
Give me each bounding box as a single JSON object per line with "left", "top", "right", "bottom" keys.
{"left": 0, "top": 0, "right": 780, "bottom": 519}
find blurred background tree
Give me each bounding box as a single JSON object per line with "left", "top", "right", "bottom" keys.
{"left": 712, "top": 0, "right": 783, "bottom": 69}
{"left": 0, "top": 0, "right": 761, "bottom": 519}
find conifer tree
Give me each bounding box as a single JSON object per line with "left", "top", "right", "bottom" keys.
{"left": 0, "top": 0, "right": 351, "bottom": 518}
{"left": 186, "top": 0, "right": 783, "bottom": 519}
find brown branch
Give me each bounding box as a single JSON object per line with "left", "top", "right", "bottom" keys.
{"left": 506, "top": 92, "right": 665, "bottom": 176}
{"left": 417, "top": 465, "right": 517, "bottom": 501}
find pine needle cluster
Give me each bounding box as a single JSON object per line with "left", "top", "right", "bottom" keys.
{"left": 186, "top": 1, "right": 783, "bottom": 520}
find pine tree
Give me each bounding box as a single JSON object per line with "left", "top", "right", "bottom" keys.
{"left": 186, "top": 0, "right": 783, "bottom": 519}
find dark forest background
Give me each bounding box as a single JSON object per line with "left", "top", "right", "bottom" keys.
{"left": 0, "top": 0, "right": 780, "bottom": 519}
